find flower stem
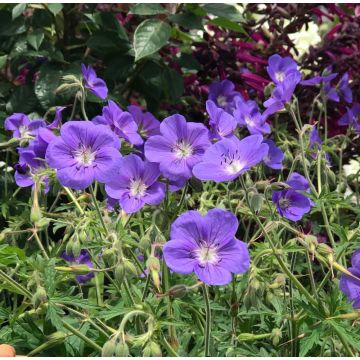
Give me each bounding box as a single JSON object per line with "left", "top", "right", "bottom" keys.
{"left": 80, "top": 88, "right": 89, "bottom": 121}
{"left": 63, "top": 186, "right": 84, "bottom": 215}
{"left": 90, "top": 185, "right": 108, "bottom": 235}
{"left": 203, "top": 284, "right": 211, "bottom": 357}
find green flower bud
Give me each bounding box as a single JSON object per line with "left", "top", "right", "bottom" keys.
{"left": 101, "top": 338, "right": 117, "bottom": 357}
{"left": 72, "top": 238, "right": 81, "bottom": 257}
{"left": 115, "top": 263, "right": 126, "bottom": 284}
{"left": 271, "top": 328, "right": 282, "bottom": 346}
{"left": 115, "top": 341, "right": 129, "bottom": 357}
{"left": 102, "top": 248, "right": 117, "bottom": 267}
{"left": 36, "top": 218, "right": 50, "bottom": 229}
{"left": 139, "top": 235, "right": 151, "bottom": 252}
{"left": 124, "top": 259, "right": 138, "bottom": 277}
{"left": 167, "top": 284, "right": 188, "bottom": 299}
{"left": 32, "top": 286, "right": 47, "bottom": 308}
{"left": 31, "top": 205, "right": 42, "bottom": 223}
{"left": 79, "top": 230, "right": 87, "bottom": 242}
{"left": 249, "top": 193, "right": 264, "bottom": 214}
{"left": 149, "top": 341, "right": 162, "bottom": 357}
{"left": 270, "top": 182, "right": 291, "bottom": 191}
{"left": 142, "top": 343, "right": 152, "bottom": 357}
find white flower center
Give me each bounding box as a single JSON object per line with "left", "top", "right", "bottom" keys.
{"left": 226, "top": 160, "right": 244, "bottom": 174}
{"left": 279, "top": 197, "right": 291, "bottom": 209}
{"left": 173, "top": 140, "right": 193, "bottom": 159}
{"left": 19, "top": 125, "right": 29, "bottom": 138}
{"left": 129, "top": 179, "right": 147, "bottom": 197}
{"left": 217, "top": 95, "right": 228, "bottom": 107}
{"left": 275, "top": 71, "right": 285, "bottom": 82}
{"left": 244, "top": 115, "right": 254, "bottom": 126}
{"left": 195, "top": 244, "right": 219, "bottom": 266}
{"left": 74, "top": 146, "right": 95, "bottom": 166}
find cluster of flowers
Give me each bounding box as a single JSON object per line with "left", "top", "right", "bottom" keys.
{"left": 4, "top": 56, "right": 360, "bottom": 300}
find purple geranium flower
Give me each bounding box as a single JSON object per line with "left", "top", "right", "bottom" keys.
{"left": 192, "top": 135, "right": 268, "bottom": 182}
{"left": 144, "top": 114, "right": 211, "bottom": 181}
{"left": 272, "top": 172, "right": 313, "bottom": 221}
{"left": 104, "top": 154, "right": 165, "bottom": 214}
{"left": 61, "top": 250, "right": 94, "bottom": 283}
{"left": 45, "top": 121, "right": 121, "bottom": 190}
{"left": 309, "top": 127, "right": 331, "bottom": 163}
{"left": 81, "top": 64, "right": 108, "bottom": 100}
{"left": 340, "top": 248, "right": 360, "bottom": 308}
{"left": 48, "top": 106, "right": 65, "bottom": 130}
{"left": 263, "top": 139, "right": 284, "bottom": 169}
{"left": 338, "top": 103, "right": 360, "bottom": 132}
{"left": 337, "top": 73, "right": 352, "bottom": 104}
{"left": 263, "top": 72, "right": 302, "bottom": 116}
{"left": 266, "top": 54, "right": 301, "bottom": 85}
{"left": 5, "top": 113, "right": 46, "bottom": 139}
{"left": 127, "top": 105, "right": 160, "bottom": 140}
{"left": 208, "top": 79, "right": 243, "bottom": 114}
{"left": 163, "top": 209, "right": 250, "bottom": 286}
{"left": 93, "top": 101, "right": 143, "bottom": 146}
{"left": 14, "top": 128, "right": 56, "bottom": 192}
{"left": 300, "top": 66, "right": 338, "bottom": 87}
{"left": 206, "top": 100, "right": 237, "bottom": 140}
{"left": 234, "top": 99, "right": 271, "bottom": 135}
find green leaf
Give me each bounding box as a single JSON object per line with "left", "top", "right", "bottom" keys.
{"left": 169, "top": 12, "right": 203, "bottom": 29}
{"left": 163, "top": 68, "right": 184, "bottom": 103}
{"left": 299, "top": 327, "right": 321, "bottom": 356}
{"left": 202, "top": 3, "right": 243, "bottom": 22}
{"left": 130, "top": 3, "right": 167, "bottom": 15}
{"left": 133, "top": 19, "right": 171, "bottom": 62}
{"left": 0, "top": 10, "right": 26, "bottom": 36}
{"left": 210, "top": 17, "right": 247, "bottom": 34}
{"left": 0, "top": 54, "right": 7, "bottom": 69}
{"left": 12, "top": 3, "right": 26, "bottom": 20}
{"left": 34, "top": 64, "right": 62, "bottom": 109}
{"left": 47, "top": 3, "right": 63, "bottom": 16}
{"left": 27, "top": 29, "right": 45, "bottom": 50}
{"left": 6, "top": 85, "right": 38, "bottom": 113}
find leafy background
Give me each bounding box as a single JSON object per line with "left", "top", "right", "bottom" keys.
{"left": 0, "top": 3, "right": 360, "bottom": 357}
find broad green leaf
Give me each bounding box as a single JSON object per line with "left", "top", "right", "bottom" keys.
{"left": 202, "top": 3, "right": 243, "bottom": 22}
{"left": 0, "top": 10, "right": 26, "bottom": 36}
{"left": 0, "top": 55, "right": 7, "bottom": 69}
{"left": 12, "top": 3, "right": 26, "bottom": 20}
{"left": 163, "top": 68, "right": 184, "bottom": 103}
{"left": 34, "top": 64, "right": 62, "bottom": 109}
{"left": 133, "top": 19, "right": 171, "bottom": 62}
{"left": 170, "top": 12, "right": 203, "bottom": 29}
{"left": 47, "top": 3, "right": 63, "bottom": 16}
{"left": 210, "top": 17, "right": 247, "bottom": 34}
{"left": 6, "top": 84, "right": 39, "bottom": 113}
{"left": 130, "top": 3, "right": 167, "bottom": 15}
{"left": 27, "top": 29, "right": 45, "bottom": 50}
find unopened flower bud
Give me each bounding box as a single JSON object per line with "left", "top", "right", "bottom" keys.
{"left": 255, "top": 180, "right": 270, "bottom": 191}
{"left": 115, "top": 341, "right": 130, "bottom": 357}
{"left": 31, "top": 204, "right": 42, "bottom": 223}
{"left": 102, "top": 248, "right": 117, "bottom": 267}
{"left": 124, "top": 259, "right": 138, "bottom": 277}
{"left": 271, "top": 328, "right": 282, "bottom": 346}
{"left": 149, "top": 341, "right": 162, "bottom": 357}
{"left": 79, "top": 230, "right": 87, "bottom": 242}
{"left": 114, "top": 263, "right": 126, "bottom": 284}
{"left": 72, "top": 238, "right": 81, "bottom": 257}
{"left": 249, "top": 193, "right": 264, "bottom": 214}
{"left": 101, "top": 338, "right": 117, "bottom": 357}
{"left": 32, "top": 286, "right": 47, "bottom": 308}
{"left": 147, "top": 256, "right": 161, "bottom": 291}
{"left": 271, "top": 182, "right": 291, "bottom": 191}
{"left": 167, "top": 284, "right": 188, "bottom": 298}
